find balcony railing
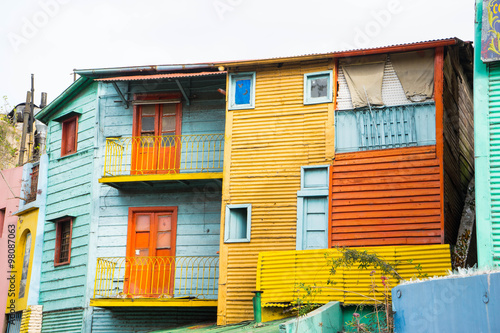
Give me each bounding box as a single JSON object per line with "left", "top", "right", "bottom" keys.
{"left": 103, "top": 134, "right": 224, "bottom": 177}
{"left": 93, "top": 256, "right": 219, "bottom": 299}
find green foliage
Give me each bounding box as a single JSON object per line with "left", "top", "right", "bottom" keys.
{"left": 0, "top": 108, "right": 20, "bottom": 169}
{"left": 325, "top": 247, "right": 403, "bottom": 285}
{"left": 290, "top": 282, "right": 322, "bottom": 317}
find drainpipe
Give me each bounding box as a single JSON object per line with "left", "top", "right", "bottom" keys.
{"left": 252, "top": 291, "right": 263, "bottom": 323}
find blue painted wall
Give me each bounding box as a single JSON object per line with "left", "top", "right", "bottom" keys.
{"left": 392, "top": 272, "right": 500, "bottom": 332}
{"left": 39, "top": 82, "right": 98, "bottom": 312}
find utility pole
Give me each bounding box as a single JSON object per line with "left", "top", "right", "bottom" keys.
{"left": 28, "top": 74, "right": 35, "bottom": 161}
{"left": 18, "top": 91, "right": 31, "bottom": 166}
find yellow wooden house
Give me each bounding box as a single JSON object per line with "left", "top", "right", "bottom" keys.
{"left": 216, "top": 38, "right": 473, "bottom": 324}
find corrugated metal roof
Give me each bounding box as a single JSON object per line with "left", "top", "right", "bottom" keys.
{"left": 96, "top": 71, "right": 227, "bottom": 82}
{"left": 75, "top": 38, "right": 465, "bottom": 78}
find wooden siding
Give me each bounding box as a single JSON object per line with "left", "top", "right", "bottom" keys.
{"left": 331, "top": 146, "right": 442, "bottom": 246}
{"left": 218, "top": 60, "right": 334, "bottom": 325}
{"left": 39, "top": 83, "right": 98, "bottom": 312}
{"left": 41, "top": 308, "right": 84, "bottom": 333}
{"left": 96, "top": 79, "right": 225, "bottom": 258}
{"left": 442, "top": 46, "right": 475, "bottom": 245}
{"left": 96, "top": 183, "right": 222, "bottom": 258}
{"left": 489, "top": 63, "right": 500, "bottom": 267}
{"left": 91, "top": 307, "right": 216, "bottom": 332}
{"left": 100, "top": 77, "right": 226, "bottom": 139}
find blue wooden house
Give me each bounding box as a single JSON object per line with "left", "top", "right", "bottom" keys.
{"left": 35, "top": 66, "right": 226, "bottom": 332}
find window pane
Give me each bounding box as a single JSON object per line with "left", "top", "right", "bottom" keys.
{"left": 229, "top": 208, "right": 247, "bottom": 239}
{"left": 141, "top": 117, "right": 155, "bottom": 132}
{"left": 156, "top": 231, "right": 171, "bottom": 249}
{"left": 163, "top": 104, "right": 176, "bottom": 115}
{"left": 141, "top": 105, "right": 156, "bottom": 116}
{"left": 234, "top": 78, "right": 251, "bottom": 105}
{"left": 162, "top": 116, "right": 175, "bottom": 133}
{"left": 59, "top": 221, "right": 71, "bottom": 263}
{"left": 310, "top": 76, "right": 328, "bottom": 98}
{"left": 136, "top": 215, "right": 151, "bottom": 231}
{"left": 158, "top": 215, "right": 171, "bottom": 231}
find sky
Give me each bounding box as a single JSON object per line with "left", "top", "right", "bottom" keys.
{"left": 0, "top": 0, "right": 475, "bottom": 112}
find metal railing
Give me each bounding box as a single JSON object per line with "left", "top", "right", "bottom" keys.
{"left": 103, "top": 134, "right": 224, "bottom": 176}
{"left": 93, "top": 256, "right": 219, "bottom": 299}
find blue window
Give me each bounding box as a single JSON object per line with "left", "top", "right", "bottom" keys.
{"left": 229, "top": 72, "right": 256, "bottom": 110}
{"left": 304, "top": 71, "right": 333, "bottom": 105}
{"left": 296, "top": 166, "right": 329, "bottom": 250}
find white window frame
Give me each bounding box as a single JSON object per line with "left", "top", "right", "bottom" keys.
{"left": 224, "top": 204, "right": 252, "bottom": 243}
{"left": 228, "top": 72, "right": 256, "bottom": 110}
{"left": 303, "top": 71, "right": 333, "bottom": 105}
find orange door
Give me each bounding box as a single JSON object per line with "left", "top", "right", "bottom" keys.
{"left": 125, "top": 207, "right": 177, "bottom": 297}
{"left": 131, "top": 100, "right": 182, "bottom": 174}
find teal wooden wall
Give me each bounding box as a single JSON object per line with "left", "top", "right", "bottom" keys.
{"left": 96, "top": 78, "right": 225, "bottom": 258}
{"left": 91, "top": 307, "right": 217, "bottom": 332}
{"left": 96, "top": 183, "right": 222, "bottom": 258}
{"left": 39, "top": 82, "right": 98, "bottom": 312}
{"left": 475, "top": 0, "right": 498, "bottom": 268}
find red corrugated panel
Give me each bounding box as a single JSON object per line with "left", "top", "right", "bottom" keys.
{"left": 96, "top": 71, "right": 226, "bottom": 81}
{"left": 331, "top": 146, "right": 443, "bottom": 247}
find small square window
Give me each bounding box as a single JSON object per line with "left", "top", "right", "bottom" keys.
{"left": 54, "top": 217, "right": 73, "bottom": 266}
{"left": 224, "top": 204, "right": 251, "bottom": 243}
{"left": 304, "top": 71, "right": 333, "bottom": 105}
{"left": 229, "top": 72, "right": 256, "bottom": 110}
{"left": 61, "top": 116, "right": 78, "bottom": 157}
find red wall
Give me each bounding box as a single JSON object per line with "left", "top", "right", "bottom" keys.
{"left": 330, "top": 146, "right": 442, "bottom": 247}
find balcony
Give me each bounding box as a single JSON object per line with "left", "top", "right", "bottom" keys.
{"left": 91, "top": 256, "right": 219, "bottom": 307}
{"left": 100, "top": 134, "right": 224, "bottom": 185}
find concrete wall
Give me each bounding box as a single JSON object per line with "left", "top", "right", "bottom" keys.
{"left": 392, "top": 272, "right": 500, "bottom": 332}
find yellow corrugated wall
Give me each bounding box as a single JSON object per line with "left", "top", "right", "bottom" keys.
{"left": 257, "top": 244, "right": 452, "bottom": 307}
{"left": 218, "top": 60, "right": 335, "bottom": 325}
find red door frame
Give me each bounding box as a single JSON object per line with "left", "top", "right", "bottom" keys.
{"left": 125, "top": 206, "right": 178, "bottom": 296}
{"left": 132, "top": 93, "right": 183, "bottom": 174}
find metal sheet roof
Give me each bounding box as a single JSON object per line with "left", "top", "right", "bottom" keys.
{"left": 96, "top": 71, "right": 226, "bottom": 82}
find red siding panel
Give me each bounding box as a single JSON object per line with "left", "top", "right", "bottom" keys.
{"left": 331, "top": 146, "right": 442, "bottom": 247}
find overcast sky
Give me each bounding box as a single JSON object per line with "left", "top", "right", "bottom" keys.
{"left": 0, "top": 0, "right": 475, "bottom": 111}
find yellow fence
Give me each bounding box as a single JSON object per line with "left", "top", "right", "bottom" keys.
{"left": 94, "top": 256, "right": 219, "bottom": 299}
{"left": 103, "top": 134, "right": 224, "bottom": 176}
{"left": 256, "top": 245, "right": 452, "bottom": 306}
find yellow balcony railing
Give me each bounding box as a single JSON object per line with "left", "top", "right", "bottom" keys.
{"left": 103, "top": 134, "right": 224, "bottom": 177}
{"left": 93, "top": 256, "right": 219, "bottom": 299}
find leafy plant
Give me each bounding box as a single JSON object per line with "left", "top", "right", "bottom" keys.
{"left": 290, "top": 282, "right": 322, "bottom": 317}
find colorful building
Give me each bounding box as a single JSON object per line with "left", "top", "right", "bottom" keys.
{"left": 216, "top": 38, "right": 474, "bottom": 324}
{"left": 5, "top": 156, "right": 48, "bottom": 333}
{"left": 475, "top": 0, "right": 500, "bottom": 268}
{"left": 31, "top": 37, "right": 474, "bottom": 331}
{"left": 35, "top": 68, "right": 226, "bottom": 332}
{"left": 0, "top": 166, "right": 23, "bottom": 332}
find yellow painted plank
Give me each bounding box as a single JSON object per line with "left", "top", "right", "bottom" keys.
{"left": 90, "top": 298, "right": 218, "bottom": 307}
{"left": 99, "top": 172, "right": 223, "bottom": 183}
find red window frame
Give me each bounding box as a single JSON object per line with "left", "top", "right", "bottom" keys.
{"left": 54, "top": 217, "right": 73, "bottom": 266}
{"left": 61, "top": 116, "right": 78, "bottom": 157}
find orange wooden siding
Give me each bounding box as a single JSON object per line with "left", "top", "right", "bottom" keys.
{"left": 331, "top": 146, "right": 442, "bottom": 246}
